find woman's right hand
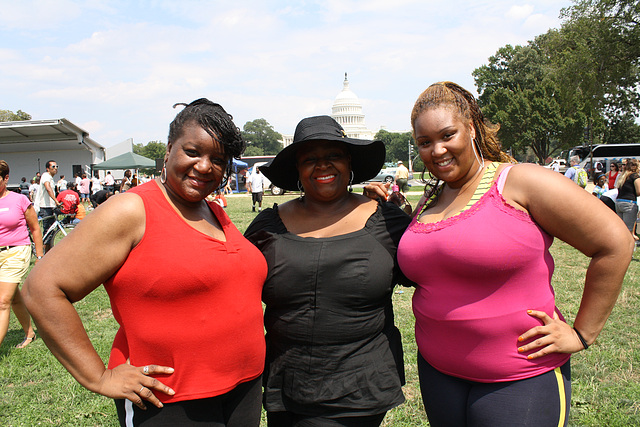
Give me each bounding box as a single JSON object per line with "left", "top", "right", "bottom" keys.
{"left": 97, "top": 364, "right": 175, "bottom": 409}
{"left": 363, "top": 182, "right": 390, "bottom": 200}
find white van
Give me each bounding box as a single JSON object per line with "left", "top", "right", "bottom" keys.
{"left": 578, "top": 144, "right": 640, "bottom": 178}
{"left": 247, "top": 162, "right": 285, "bottom": 196}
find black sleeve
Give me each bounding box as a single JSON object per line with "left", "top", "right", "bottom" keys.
{"left": 379, "top": 202, "right": 416, "bottom": 288}
{"left": 244, "top": 205, "right": 285, "bottom": 251}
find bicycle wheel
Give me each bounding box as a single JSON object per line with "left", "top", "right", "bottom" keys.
{"left": 51, "top": 224, "right": 76, "bottom": 248}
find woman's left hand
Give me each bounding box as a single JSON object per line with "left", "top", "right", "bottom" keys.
{"left": 517, "top": 310, "right": 585, "bottom": 359}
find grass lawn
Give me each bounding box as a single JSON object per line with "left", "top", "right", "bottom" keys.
{"left": 1, "top": 189, "right": 638, "bottom": 426}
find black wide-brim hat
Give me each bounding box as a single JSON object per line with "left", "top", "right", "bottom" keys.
{"left": 260, "top": 115, "right": 385, "bottom": 191}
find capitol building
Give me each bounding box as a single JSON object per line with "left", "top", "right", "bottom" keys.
{"left": 281, "top": 73, "right": 376, "bottom": 147}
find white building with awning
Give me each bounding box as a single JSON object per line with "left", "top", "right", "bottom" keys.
{"left": 0, "top": 118, "right": 105, "bottom": 189}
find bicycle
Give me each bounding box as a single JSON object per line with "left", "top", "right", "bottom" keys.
{"left": 32, "top": 208, "right": 77, "bottom": 256}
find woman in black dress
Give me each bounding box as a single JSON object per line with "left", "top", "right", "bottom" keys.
{"left": 245, "top": 116, "right": 411, "bottom": 426}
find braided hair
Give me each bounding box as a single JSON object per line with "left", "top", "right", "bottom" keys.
{"left": 168, "top": 98, "right": 245, "bottom": 189}
{"left": 410, "top": 82, "right": 514, "bottom": 210}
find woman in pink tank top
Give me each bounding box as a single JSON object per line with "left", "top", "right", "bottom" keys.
{"left": 367, "top": 82, "right": 633, "bottom": 426}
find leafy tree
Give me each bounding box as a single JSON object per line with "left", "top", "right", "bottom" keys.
{"left": 603, "top": 115, "right": 640, "bottom": 144}
{"left": 554, "top": 0, "right": 640, "bottom": 128}
{"left": 374, "top": 129, "right": 414, "bottom": 164}
{"left": 133, "top": 141, "right": 167, "bottom": 161}
{"left": 473, "top": 42, "right": 574, "bottom": 163}
{"left": 241, "top": 119, "right": 282, "bottom": 155}
{"left": 0, "top": 109, "right": 31, "bottom": 121}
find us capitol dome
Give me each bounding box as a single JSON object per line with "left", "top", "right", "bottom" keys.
{"left": 281, "top": 73, "right": 377, "bottom": 147}
{"left": 330, "top": 73, "right": 375, "bottom": 140}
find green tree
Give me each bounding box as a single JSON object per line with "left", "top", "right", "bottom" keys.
{"left": 241, "top": 119, "right": 282, "bottom": 155}
{"left": 603, "top": 115, "right": 640, "bottom": 144}
{"left": 374, "top": 129, "right": 415, "bottom": 164}
{"left": 133, "top": 140, "right": 167, "bottom": 161}
{"left": 0, "top": 109, "right": 31, "bottom": 121}
{"left": 554, "top": 0, "right": 640, "bottom": 135}
{"left": 473, "top": 42, "right": 575, "bottom": 163}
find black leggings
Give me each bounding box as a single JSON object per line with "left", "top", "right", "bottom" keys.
{"left": 418, "top": 352, "right": 571, "bottom": 427}
{"left": 115, "top": 376, "right": 262, "bottom": 427}
{"left": 266, "top": 411, "right": 386, "bottom": 427}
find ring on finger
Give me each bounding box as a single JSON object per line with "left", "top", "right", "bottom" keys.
{"left": 139, "top": 386, "right": 145, "bottom": 394}
{"left": 143, "top": 365, "right": 149, "bottom": 375}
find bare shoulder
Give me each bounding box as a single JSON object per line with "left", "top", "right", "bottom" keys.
{"left": 501, "top": 163, "right": 572, "bottom": 195}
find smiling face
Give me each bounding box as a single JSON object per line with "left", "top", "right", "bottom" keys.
{"left": 414, "top": 106, "right": 479, "bottom": 188}
{"left": 295, "top": 140, "right": 351, "bottom": 202}
{"left": 164, "top": 122, "right": 227, "bottom": 204}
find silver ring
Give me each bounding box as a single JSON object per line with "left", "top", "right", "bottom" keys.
{"left": 143, "top": 365, "right": 149, "bottom": 375}
{"left": 139, "top": 386, "right": 145, "bottom": 394}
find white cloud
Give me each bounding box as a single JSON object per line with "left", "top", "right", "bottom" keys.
{"left": 0, "top": 0, "right": 572, "bottom": 146}
{"left": 506, "top": 4, "right": 535, "bottom": 21}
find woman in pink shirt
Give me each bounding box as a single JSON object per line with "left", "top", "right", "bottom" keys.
{"left": 0, "top": 160, "right": 44, "bottom": 349}
{"left": 367, "top": 82, "right": 633, "bottom": 426}
{"left": 79, "top": 173, "right": 91, "bottom": 203}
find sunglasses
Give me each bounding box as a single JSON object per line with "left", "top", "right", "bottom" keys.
{"left": 50, "top": 165, "right": 59, "bottom": 168}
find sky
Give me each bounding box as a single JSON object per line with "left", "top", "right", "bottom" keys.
{"left": 1, "top": 0, "right": 573, "bottom": 148}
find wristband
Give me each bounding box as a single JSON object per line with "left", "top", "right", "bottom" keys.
{"left": 573, "top": 327, "right": 589, "bottom": 350}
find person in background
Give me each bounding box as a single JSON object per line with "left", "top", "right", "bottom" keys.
{"left": 564, "top": 155, "right": 587, "bottom": 188}
{"left": 0, "top": 160, "right": 44, "bottom": 349}
{"left": 394, "top": 160, "right": 410, "bottom": 193}
{"left": 91, "top": 172, "right": 103, "bottom": 197}
{"left": 34, "top": 161, "right": 62, "bottom": 252}
{"left": 248, "top": 166, "right": 264, "bottom": 212}
{"left": 23, "top": 98, "right": 267, "bottom": 427}
{"left": 120, "top": 170, "right": 133, "bottom": 193}
{"left": 90, "top": 189, "right": 112, "bottom": 208}
{"left": 607, "top": 162, "right": 620, "bottom": 190}
{"left": 245, "top": 116, "right": 410, "bottom": 426}
{"left": 614, "top": 158, "right": 640, "bottom": 244}
{"left": 78, "top": 173, "right": 91, "bottom": 204}
{"left": 104, "top": 171, "right": 115, "bottom": 193}
{"left": 592, "top": 174, "right": 607, "bottom": 198}
{"left": 19, "top": 177, "right": 30, "bottom": 197}
{"left": 56, "top": 183, "right": 81, "bottom": 224}
{"left": 57, "top": 175, "right": 68, "bottom": 194}
{"left": 28, "top": 178, "right": 38, "bottom": 202}
{"left": 366, "top": 81, "right": 633, "bottom": 426}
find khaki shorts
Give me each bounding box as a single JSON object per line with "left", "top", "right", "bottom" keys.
{"left": 0, "top": 245, "right": 32, "bottom": 284}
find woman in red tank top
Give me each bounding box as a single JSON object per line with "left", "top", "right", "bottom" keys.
{"left": 607, "top": 161, "right": 620, "bottom": 189}
{"left": 23, "top": 99, "right": 266, "bottom": 426}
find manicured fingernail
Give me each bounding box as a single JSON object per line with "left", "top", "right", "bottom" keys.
{"left": 518, "top": 336, "right": 524, "bottom": 342}
{"left": 167, "top": 368, "right": 174, "bottom": 373}
{"left": 518, "top": 347, "right": 524, "bottom": 352}
{"left": 527, "top": 310, "right": 532, "bottom": 314}
{"left": 527, "top": 355, "right": 534, "bottom": 360}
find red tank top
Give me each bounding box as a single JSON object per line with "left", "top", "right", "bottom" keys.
{"left": 105, "top": 181, "right": 267, "bottom": 402}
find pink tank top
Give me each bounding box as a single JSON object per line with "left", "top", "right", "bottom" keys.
{"left": 398, "top": 166, "right": 570, "bottom": 382}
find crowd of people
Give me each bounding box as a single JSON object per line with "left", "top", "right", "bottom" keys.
{"left": 0, "top": 83, "right": 636, "bottom": 427}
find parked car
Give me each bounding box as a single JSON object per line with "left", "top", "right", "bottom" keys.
{"left": 544, "top": 159, "right": 567, "bottom": 174}
{"left": 368, "top": 167, "right": 414, "bottom": 183}
{"left": 247, "top": 162, "right": 285, "bottom": 195}
{"left": 370, "top": 167, "right": 397, "bottom": 183}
